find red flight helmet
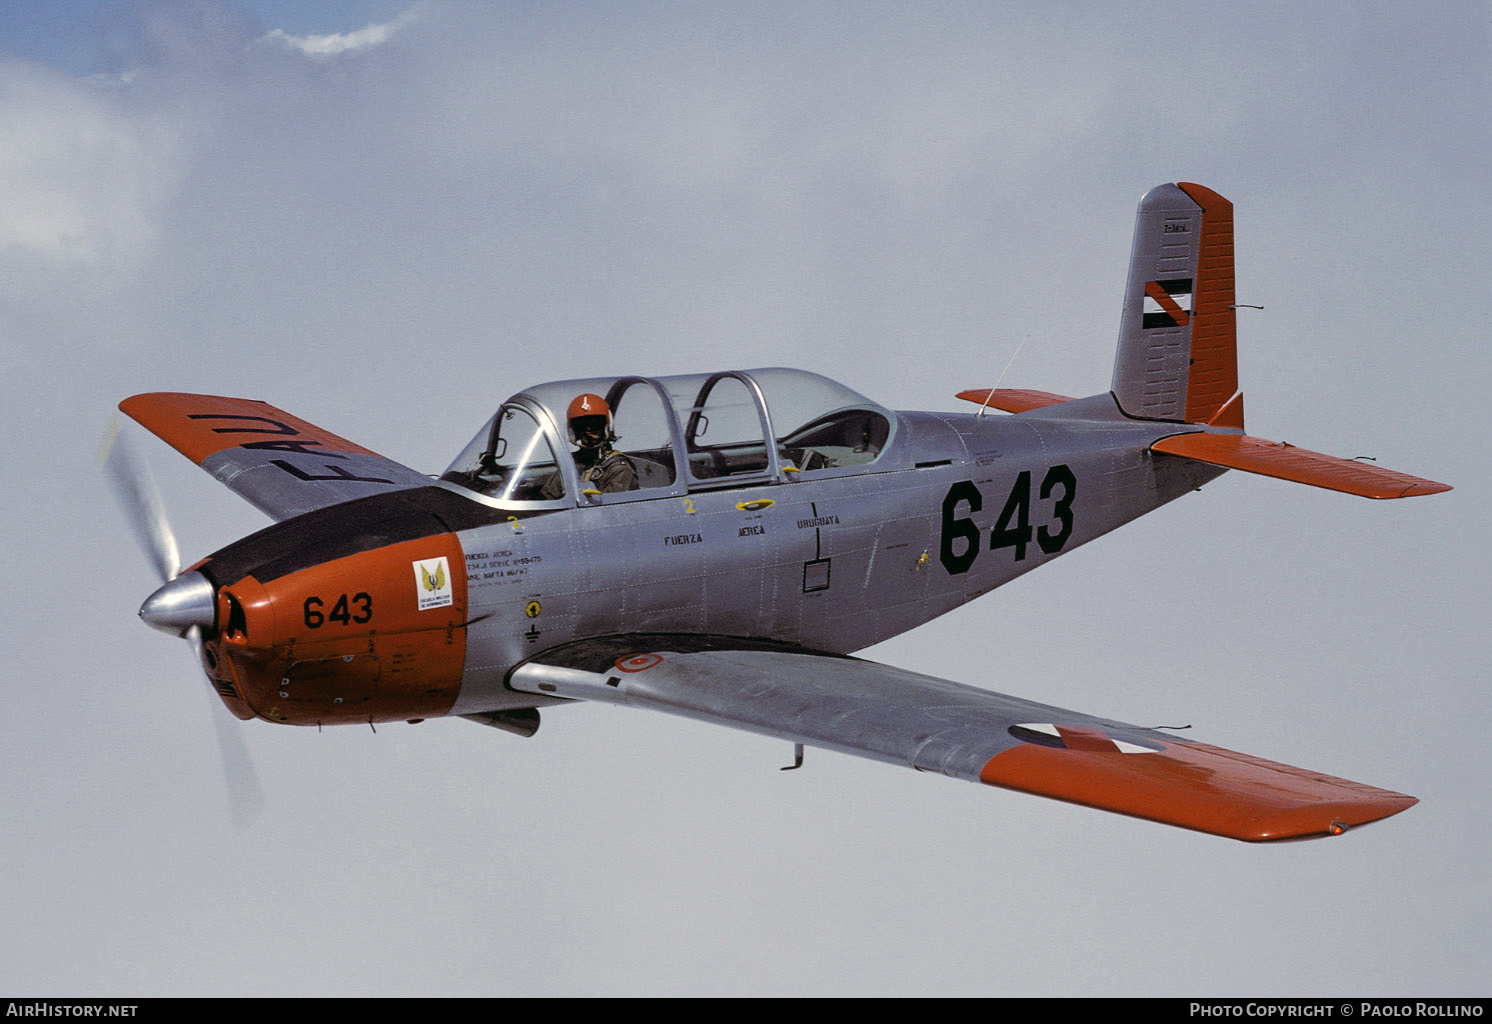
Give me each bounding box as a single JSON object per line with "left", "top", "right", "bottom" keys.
{"left": 566, "top": 392, "right": 614, "bottom": 444}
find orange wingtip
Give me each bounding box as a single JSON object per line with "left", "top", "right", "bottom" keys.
{"left": 1151, "top": 432, "right": 1451, "bottom": 499}
{"left": 956, "top": 388, "right": 1074, "bottom": 413}
{"left": 980, "top": 735, "right": 1417, "bottom": 842}
{"left": 120, "top": 392, "right": 382, "bottom": 466}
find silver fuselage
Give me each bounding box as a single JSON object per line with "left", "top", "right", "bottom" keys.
{"left": 447, "top": 394, "right": 1218, "bottom": 716}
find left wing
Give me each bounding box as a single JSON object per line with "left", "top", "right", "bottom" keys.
{"left": 121, "top": 393, "right": 434, "bottom": 521}
{"left": 508, "top": 635, "right": 1415, "bottom": 842}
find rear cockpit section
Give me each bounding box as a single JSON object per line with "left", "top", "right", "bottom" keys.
{"left": 440, "top": 367, "right": 898, "bottom": 508}
{"left": 779, "top": 406, "right": 891, "bottom": 472}
{"left": 741, "top": 368, "right": 894, "bottom": 478}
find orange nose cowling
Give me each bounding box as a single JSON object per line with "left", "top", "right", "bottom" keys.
{"left": 208, "top": 534, "right": 469, "bottom": 726}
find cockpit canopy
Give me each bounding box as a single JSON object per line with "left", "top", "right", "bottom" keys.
{"left": 441, "top": 367, "right": 897, "bottom": 507}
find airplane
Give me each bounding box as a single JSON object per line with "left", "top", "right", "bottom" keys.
{"left": 107, "top": 182, "right": 1450, "bottom": 842}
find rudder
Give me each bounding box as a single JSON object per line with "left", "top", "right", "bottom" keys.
{"left": 1111, "top": 182, "right": 1239, "bottom": 424}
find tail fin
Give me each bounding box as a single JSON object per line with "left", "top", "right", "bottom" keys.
{"left": 958, "top": 182, "right": 1450, "bottom": 500}
{"left": 1111, "top": 182, "right": 1240, "bottom": 425}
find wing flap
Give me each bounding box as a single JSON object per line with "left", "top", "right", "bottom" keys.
{"left": 1152, "top": 431, "right": 1451, "bottom": 499}
{"left": 121, "top": 392, "right": 433, "bottom": 521}
{"left": 508, "top": 635, "right": 1415, "bottom": 842}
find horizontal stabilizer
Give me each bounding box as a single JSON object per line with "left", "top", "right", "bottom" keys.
{"left": 1152, "top": 432, "right": 1451, "bottom": 499}
{"left": 509, "top": 635, "right": 1417, "bottom": 842}
{"left": 955, "top": 388, "right": 1075, "bottom": 413}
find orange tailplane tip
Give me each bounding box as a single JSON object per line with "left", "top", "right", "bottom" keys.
{"left": 1152, "top": 432, "right": 1451, "bottom": 499}
{"left": 954, "top": 388, "right": 1074, "bottom": 413}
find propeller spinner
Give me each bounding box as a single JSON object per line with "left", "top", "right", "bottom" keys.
{"left": 138, "top": 571, "right": 217, "bottom": 636}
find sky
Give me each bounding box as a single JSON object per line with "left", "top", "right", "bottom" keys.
{"left": 2, "top": 0, "right": 1488, "bottom": 998}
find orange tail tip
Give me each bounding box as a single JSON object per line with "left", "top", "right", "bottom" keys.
{"left": 1111, "top": 183, "right": 1237, "bottom": 424}
{"left": 1152, "top": 432, "right": 1451, "bottom": 499}
{"left": 954, "top": 388, "right": 1075, "bottom": 413}
{"left": 1175, "top": 183, "right": 1238, "bottom": 424}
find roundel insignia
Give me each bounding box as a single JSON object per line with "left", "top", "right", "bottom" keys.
{"left": 524, "top": 600, "right": 541, "bottom": 618}
{"left": 616, "top": 653, "right": 663, "bottom": 673}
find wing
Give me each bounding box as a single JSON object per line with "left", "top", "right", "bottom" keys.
{"left": 508, "top": 635, "right": 1415, "bottom": 842}
{"left": 120, "top": 393, "right": 434, "bottom": 521}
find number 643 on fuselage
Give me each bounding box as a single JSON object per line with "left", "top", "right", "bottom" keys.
{"left": 113, "top": 182, "right": 1449, "bottom": 842}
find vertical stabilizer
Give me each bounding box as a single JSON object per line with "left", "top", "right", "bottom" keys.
{"left": 1111, "top": 182, "right": 1238, "bottom": 423}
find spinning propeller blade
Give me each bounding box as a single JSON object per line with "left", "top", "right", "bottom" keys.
{"left": 101, "top": 420, "right": 265, "bottom": 828}
{"left": 101, "top": 419, "right": 181, "bottom": 582}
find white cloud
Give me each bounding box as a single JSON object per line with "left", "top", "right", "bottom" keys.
{"left": 260, "top": 7, "right": 417, "bottom": 58}
{"left": 0, "top": 61, "right": 182, "bottom": 266}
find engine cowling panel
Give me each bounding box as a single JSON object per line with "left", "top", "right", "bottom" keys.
{"left": 206, "top": 534, "right": 468, "bottom": 725}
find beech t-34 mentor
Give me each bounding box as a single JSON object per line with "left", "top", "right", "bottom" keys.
{"left": 111, "top": 183, "right": 1449, "bottom": 842}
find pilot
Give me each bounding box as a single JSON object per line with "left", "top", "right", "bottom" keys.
{"left": 541, "top": 393, "right": 638, "bottom": 499}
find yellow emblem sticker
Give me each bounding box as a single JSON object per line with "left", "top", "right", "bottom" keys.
{"left": 414, "top": 556, "right": 453, "bottom": 611}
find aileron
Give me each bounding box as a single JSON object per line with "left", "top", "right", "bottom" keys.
{"left": 979, "top": 736, "right": 1416, "bottom": 842}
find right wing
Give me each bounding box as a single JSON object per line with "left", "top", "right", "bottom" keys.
{"left": 508, "top": 635, "right": 1416, "bottom": 842}
{"left": 121, "top": 392, "right": 434, "bottom": 521}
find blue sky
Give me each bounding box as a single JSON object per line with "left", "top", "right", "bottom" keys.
{"left": 5, "top": 1, "right": 411, "bottom": 72}
{"left": 2, "top": 0, "right": 1488, "bottom": 998}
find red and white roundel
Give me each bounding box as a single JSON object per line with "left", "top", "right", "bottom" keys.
{"left": 616, "top": 653, "right": 663, "bottom": 673}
